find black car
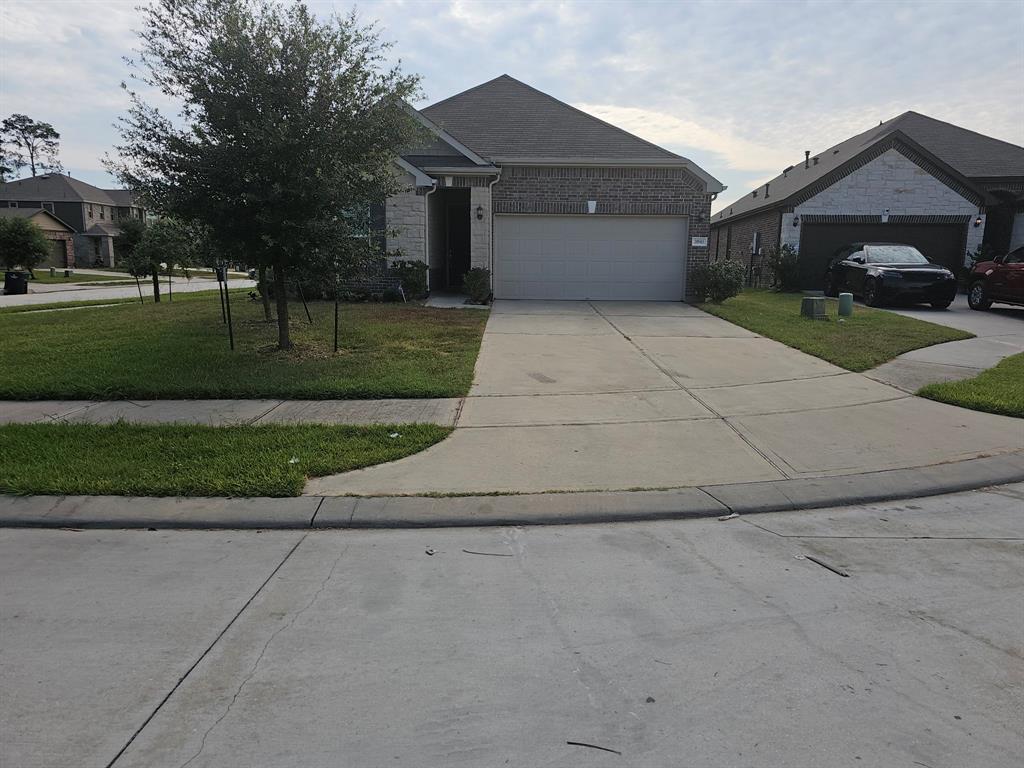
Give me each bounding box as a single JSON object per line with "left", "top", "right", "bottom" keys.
{"left": 824, "top": 243, "right": 957, "bottom": 308}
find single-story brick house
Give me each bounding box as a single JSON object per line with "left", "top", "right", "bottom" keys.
{"left": 0, "top": 207, "right": 76, "bottom": 268}
{"left": 386, "top": 75, "right": 725, "bottom": 301}
{"left": 709, "top": 112, "right": 1024, "bottom": 289}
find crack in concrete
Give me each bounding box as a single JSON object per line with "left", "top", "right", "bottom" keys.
{"left": 176, "top": 539, "right": 349, "bottom": 768}
{"left": 105, "top": 534, "right": 307, "bottom": 768}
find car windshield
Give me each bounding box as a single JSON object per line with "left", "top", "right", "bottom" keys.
{"left": 864, "top": 245, "right": 928, "bottom": 264}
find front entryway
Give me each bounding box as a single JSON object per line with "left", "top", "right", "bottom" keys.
{"left": 493, "top": 215, "right": 688, "bottom": 300}
{"left": 428, "top": 188, "right": 471, "bottom": 291}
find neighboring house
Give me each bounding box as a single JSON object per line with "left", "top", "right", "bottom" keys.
{"left": 385, "top": 75, "right": 725, "bottom": 301}
{"left": 0, "top": 207, "right": 76, "bottom": 268}
{"left": 0, "top": 174, "right": 146, "bottom": 268}
{"left": 709, "top": 112, "right": 1024, "bottom": 289}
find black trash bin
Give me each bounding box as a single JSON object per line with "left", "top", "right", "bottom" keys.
{"left": 3, "top": 271, "right": 29, "bottom": 295}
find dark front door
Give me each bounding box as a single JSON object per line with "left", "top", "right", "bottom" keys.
{"left": 445, "top": 193, "right": 471, "bottom": 289}
{"left": 799, "top": 222, "right": 967, "bottom": 289}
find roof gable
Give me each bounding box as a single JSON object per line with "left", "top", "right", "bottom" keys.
{"left": 713, "top": 111, "right": 1024, "bottom": 224}
{"left": 0, "top": 206, "right": 74, "bottom": 231}
{"left": 0, "top": 174, "right": 121, "bottom": 205}
{"left": 421, "top": 75, "right": 684, "bottom": 163}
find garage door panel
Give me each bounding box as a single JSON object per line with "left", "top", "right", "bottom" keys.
{"left": 798, "top": 222, "right": 966, "bottom": 289}
{"left": 495, "top": 215, "right": 687, "bottom": 301}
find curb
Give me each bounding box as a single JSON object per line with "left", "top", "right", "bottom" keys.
{"left": 1, "top": 452, "right": 1022, "bottom": 530}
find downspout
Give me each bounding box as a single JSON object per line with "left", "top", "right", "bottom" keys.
{"left": 487, "top": 170, "right": 502, "bottom": 295}
{"left": 423, "top": 179, "right": 438, "bottom": 293}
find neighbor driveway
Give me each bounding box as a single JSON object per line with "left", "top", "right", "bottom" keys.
{"left": 867, "top": 294, "right": 1024, "bottom": 391}
{"left": 306, "top": 300, "right": 1021, "bottom": 496}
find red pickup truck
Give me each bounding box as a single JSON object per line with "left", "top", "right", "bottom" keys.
{"left": 967, "top": 245, "right": 1024, "bottom": 310}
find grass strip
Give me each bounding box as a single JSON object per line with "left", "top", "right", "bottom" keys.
{"left": 918, "top": 352, "right": 1024, "bottom": 419}
{"left": 700, "top": 289, "right": 972, "bottom": 371}
{"left": 0, "top": 422, "right": 451, "bottom": 497}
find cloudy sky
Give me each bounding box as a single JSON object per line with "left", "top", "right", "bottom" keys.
{"left": 1, "top": 0, "right": 1022, "bottom": 212}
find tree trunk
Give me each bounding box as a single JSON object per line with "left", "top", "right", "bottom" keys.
{"left": 273, "top": 262, "right": 291, "bottom": 350}
{"left": 151, "top": 271, "right": 161, "bottom": 302}
{"left": 258, "top": 264, "right": 273, "bottom": 322}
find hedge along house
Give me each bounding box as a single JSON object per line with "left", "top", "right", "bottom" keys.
{"left": 709, "top": 112, "right": 1024, "bottom": 289}
{"left": 387, "top": 75, "right": 725, "bottom": 301}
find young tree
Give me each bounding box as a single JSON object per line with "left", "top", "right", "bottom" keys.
{"left": 108, "top": 0, "right": 422, "bottom": 349}
{"left": 131, "top": 218, "right": 195, "bottom": 302}
{"left": 0, "top": 217, "right": 51, "bottom": 275}
{"left": 1, "top": 114, "right": 62, "bottom": 176}
{"left": 116, "top": 218, "right": 149, "bottom": 302}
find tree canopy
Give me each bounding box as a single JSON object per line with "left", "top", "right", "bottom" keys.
{"left": 108, "top": 0, "right": 423, "bottom": 349}
{"left": 0, "top": 217, "right": 51, "bottom": 272}
{"left": 1, "top": 114, "right": 62, "bottom": 177}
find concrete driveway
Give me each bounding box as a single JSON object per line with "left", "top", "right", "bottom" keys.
{"left": 867, "top": 294, "right": 1024, "bottom": 390}
{"left": 307, "top": 300, "right": 1021, "bottom": 496}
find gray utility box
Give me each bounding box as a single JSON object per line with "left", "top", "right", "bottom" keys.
{"left": 800, "top": 295, "right": 827, "bottom": 320}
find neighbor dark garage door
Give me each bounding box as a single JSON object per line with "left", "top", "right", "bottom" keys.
{"left": 798, "top": 222, "right": 967, "bottom": 289}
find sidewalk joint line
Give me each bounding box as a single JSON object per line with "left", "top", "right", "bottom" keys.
{"left": 309, "top": 497, "right": 325, "bottom": 527}
{"left": 104, "top": 534, "right": 308, "bottom": 768}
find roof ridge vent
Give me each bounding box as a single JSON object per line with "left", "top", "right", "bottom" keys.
{"left": 783, "top": 165, "right": 794, "bottom": 177}
{"left": 813, "top": 156, "right": 819, "bottom": 165}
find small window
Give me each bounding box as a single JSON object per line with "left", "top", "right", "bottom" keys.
{"left": 88, "top": 206, "right": 93, "bottom": 218}
{"left": 100, "top": 206, "right": 105, "bottom": 220}
{"left": 43, "top": 202, "right": 54, "bottom": 212}
{"left": 7, "top": 201, "right": 17, "bottom": 208}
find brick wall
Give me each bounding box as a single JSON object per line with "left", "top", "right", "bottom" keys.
{"left": 493, "top": 165, "right": 712, "bottom": 299}
{"left": 710, "top": 208, "right": 781, "bottom": 284}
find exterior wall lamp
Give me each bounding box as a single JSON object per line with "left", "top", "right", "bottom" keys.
{"left": 974, "top": 215, "right": 983, "bottom": 228}
{"left": 476, "top": 205, "right": 484, "bottom": 220}
{"left": 792, "top": 215, "right": 800, "bottom": 227}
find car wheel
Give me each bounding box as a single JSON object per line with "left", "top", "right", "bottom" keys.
{"left": 863, "top": 278, "right": 881, "bottom": 307}
{"left": 930, "top": 299, "right": 953, "bottom": 309}
{"left": 824, "top": 273, "right": 839, "bottom": 297}
{"left": 967, "top": 280, "right": 991, "bottom": 311}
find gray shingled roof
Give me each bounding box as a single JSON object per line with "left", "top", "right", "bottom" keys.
{"left": 714, "top": 111, "right": 1024, "bottom": 224}
{"left": 0, "top": 174, "right": 124, "bottom": 205}
{"left": 421, "top": 75, "right": 684, "bottom": 163}
{"left": 0, "top": 206, "right": 74, "bottom": 230}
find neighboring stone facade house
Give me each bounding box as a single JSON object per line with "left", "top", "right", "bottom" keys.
{"left": 386, "top": 75, "right": 724, "bottom": 301}
{"left": 0, "top": 174, "right": 147, "bottom": 268}
{"left": 709, "top": 112, "right": 1024, "bottom": 289}
{"left": 0, "top": 207, "right": 75, "bottom": 268}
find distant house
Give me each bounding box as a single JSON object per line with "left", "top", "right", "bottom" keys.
{"left": 709, "top": 112, "right": 1024, "bottom": 289}
{"left": 0, "top": 174, "right": 147, "bottom": 267}
{"left": 0, "top": 207, "right": 76, "bottom": 268}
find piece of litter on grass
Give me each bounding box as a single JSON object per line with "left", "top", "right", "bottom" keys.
{"left": 718, "top": 512, "right": 739, "bottom": 521}
{"left": 425, "top": 548, "right": 436, "bottom": 556}
{"left": 288, "top": 456, "right": 299, "bottom": 464}
{"left": 645, "top": 696, "right": 656, "bottom": 703}
{"left": 567, "top": 741, "right": 622, "bottom": 756}
{"left": 389, "top": 432, "right": 400, "bottom": 439}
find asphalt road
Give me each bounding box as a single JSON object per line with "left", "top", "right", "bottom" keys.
{"left": 2, "top": 486, "right": 1022, "bottom": 767}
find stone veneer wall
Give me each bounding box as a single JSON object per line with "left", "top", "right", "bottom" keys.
{"left": 385, "top": 189, "right": 426, "bottom": 262}
{"left": 469, "top": 187, "right": 491, "bottom": 270}
{"left": 492, "top": 165, "right": 712, "bottom": 299}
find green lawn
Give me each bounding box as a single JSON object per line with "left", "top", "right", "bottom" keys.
{"left": 0, "top": 290, "right": 487, "bottom": 399}
{"left": 0, "top": 296, "right": 144, "bottom": 314}
{"left": 29, "top": 272, "right": 126, "bottom": 284}
{"left": 700, "top": 290, "right": 973, "bottom": 371}
{"left": 918, "top": 353, "right": 1024, "bottom": 419}
{"left": 0, "top": 422, "right": 450, "bottom": 496}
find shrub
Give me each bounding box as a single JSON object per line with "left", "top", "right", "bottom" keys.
{"left": 389, "top": 259, "right": 428, "bottom": 299}
{"left": 0, "top": 217, "right": 50, "bottom": 272}
{"left": 692, "top": 259, "right": 745, "bottom": 304}
{"left": 766, "top": 244, "right": 801, "bottom": 292}
{"left": 463, "top": 267, "right": 491, "bottom": 304}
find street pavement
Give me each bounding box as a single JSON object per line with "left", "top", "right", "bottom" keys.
{"left": 0, "top": 274, "right": 256, "bottom": 307}
{"left": 307, "top": 300, "right": 1023, "bottom": 496}
{"left": 866, "top": 294, "right": 1024, "bottom": 391}
{"left": 2, "top": 485, "right": 1021, "bottom": 767}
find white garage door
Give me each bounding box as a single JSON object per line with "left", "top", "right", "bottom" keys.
{"left": 494, "top": 215, "right": 688, "bottom": 300}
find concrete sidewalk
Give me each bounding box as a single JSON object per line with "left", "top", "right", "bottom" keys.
{"left": 0, "top": 277, "right": 256, "bottom": 307}
{"left": 0, "top": 397, "right": 462, "bottom": 427}
{"left": 307, "top": 300, "right": 1023, "bottom": 497}
{"left": 866, "top": 295, "right": 1024, "bottom": 391}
